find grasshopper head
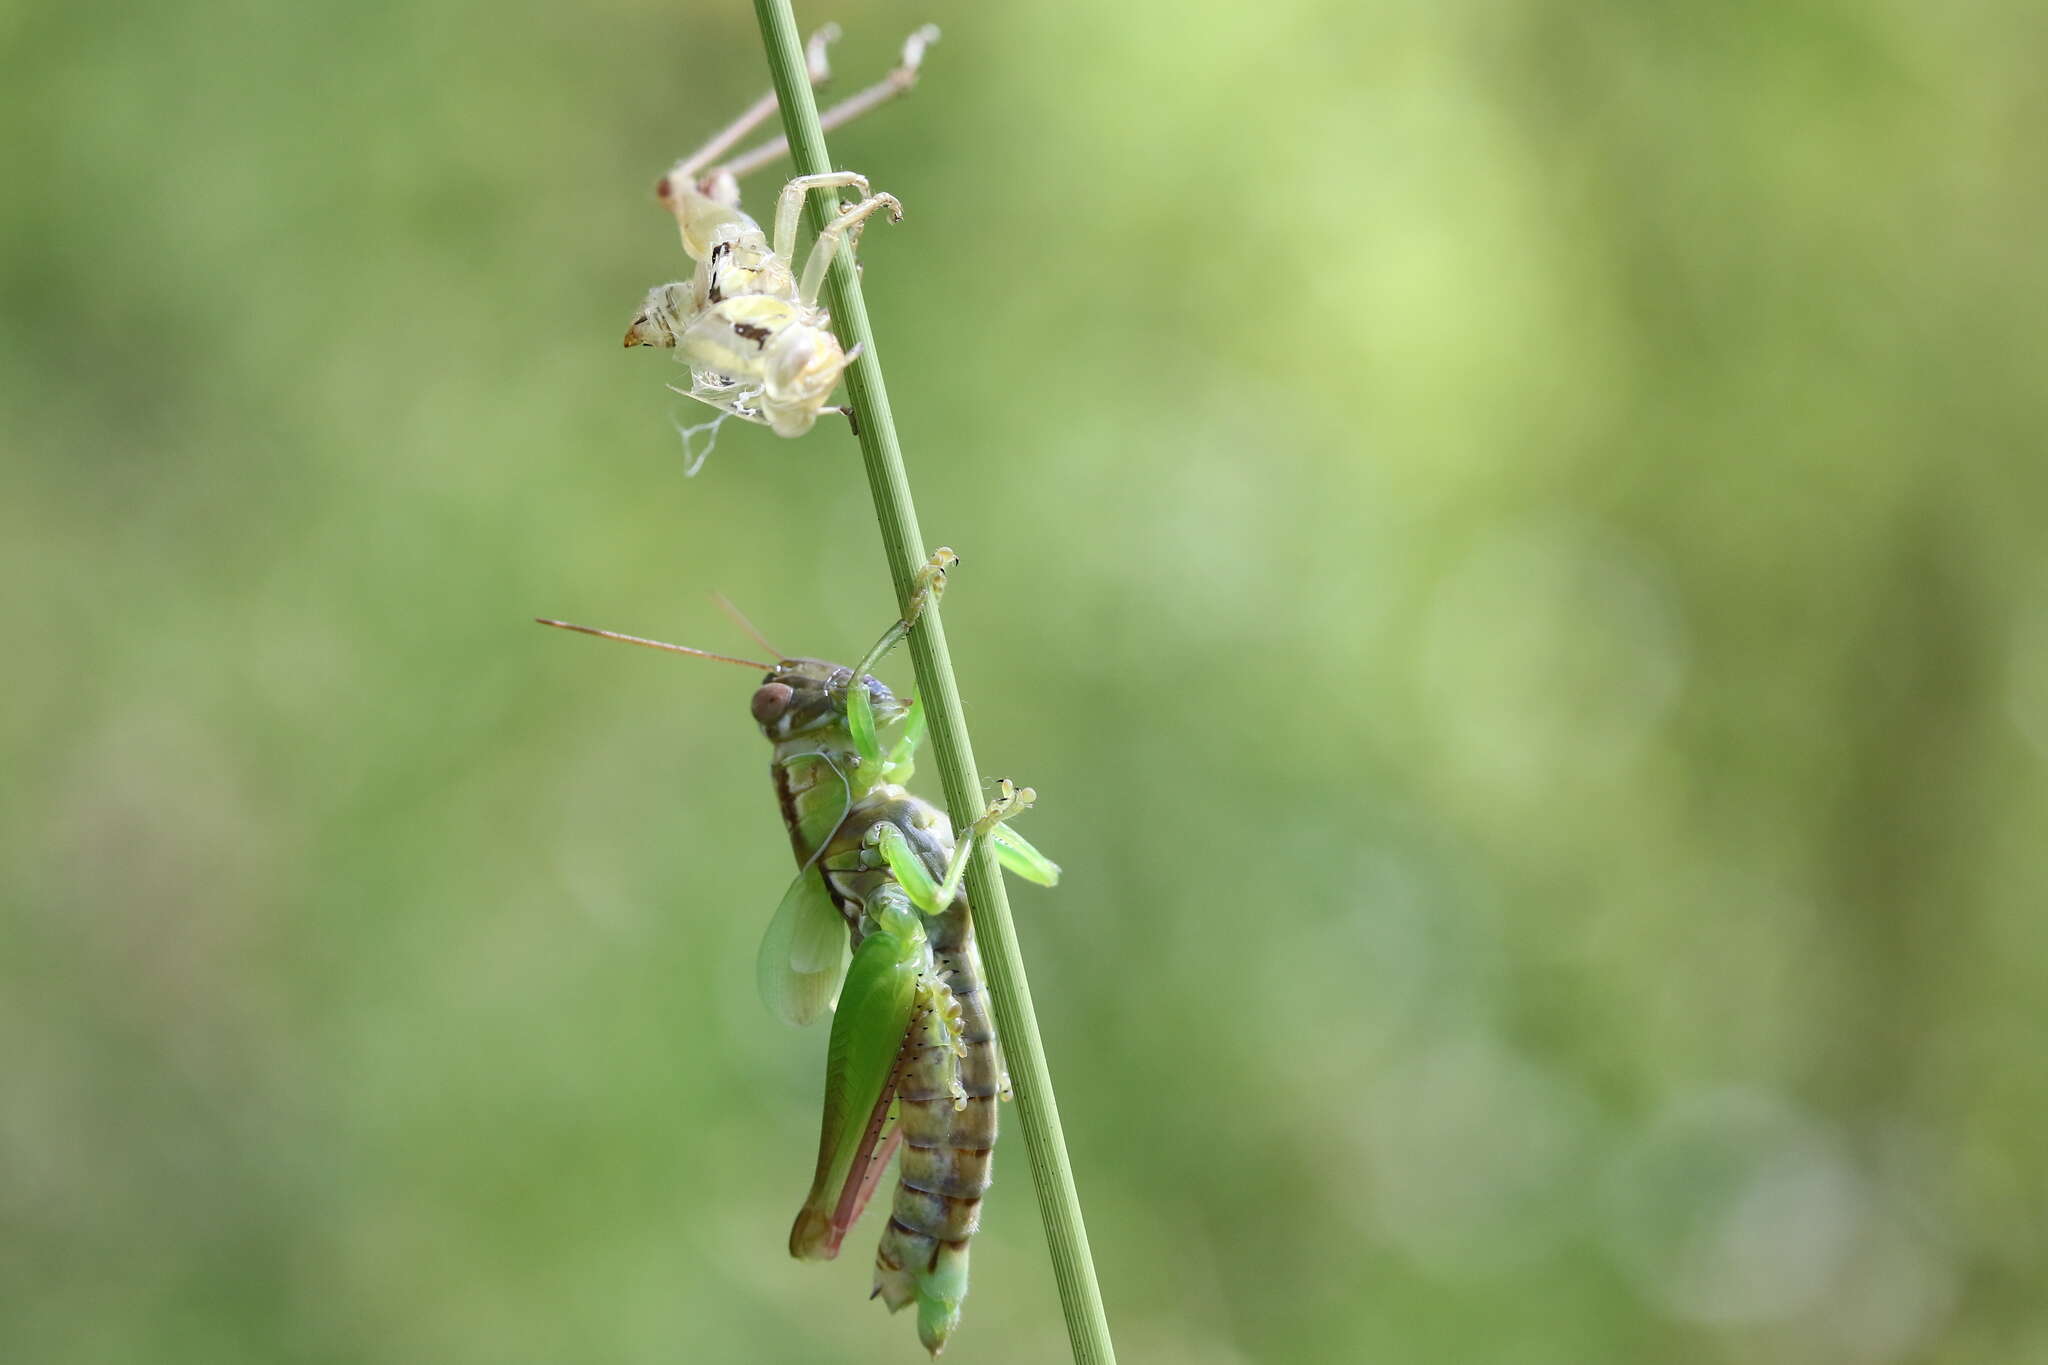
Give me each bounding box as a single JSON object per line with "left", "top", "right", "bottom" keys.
{"left": 751, "top": 658, "right": 905, "bottom": 740}
{"left": 623, "top": 282, "right": 691, "bottom": 348}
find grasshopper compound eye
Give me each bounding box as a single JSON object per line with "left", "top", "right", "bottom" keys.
{"left": 751, "top": 681, "right": 796, "bottom": 725}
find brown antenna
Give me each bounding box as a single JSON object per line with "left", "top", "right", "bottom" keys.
{"left": 535, "top": 619, "right": 771, "bottom": 671}
{"left": 710, "top": 592, "right": 788, "bottom": 662}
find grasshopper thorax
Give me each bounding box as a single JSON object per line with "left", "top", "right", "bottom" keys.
{"left": 658, "top": 170, "right": 750, "bottom": 260}
{"left": 751, "top": 658, "right": 904, "bottom": 740}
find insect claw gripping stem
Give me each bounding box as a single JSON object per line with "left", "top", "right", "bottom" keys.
{"left": 844, "top": 547, "right": 956, "bottom": 767}
{"left": 922, "top": 778, "right": 1037, "bottom": 913}
{"left": 853, "top": 778, "right": 1039, "bottom": 921}
{"left": 975, "top": 778, "right": 1037, "bottom": 837}
{"left": 852, "top": 547, "right": 957, "bottom": 681}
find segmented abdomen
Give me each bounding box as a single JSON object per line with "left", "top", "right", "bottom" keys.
{"left": 875, "top": 913, "right": 997, "bottom": 1315}
{"left": 817, "top": 788, "right": 1000, "bottom": 1346}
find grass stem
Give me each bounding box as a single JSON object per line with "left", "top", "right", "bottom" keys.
{"left": 750, "top": 6, "right": 1119, "bottom": 1361}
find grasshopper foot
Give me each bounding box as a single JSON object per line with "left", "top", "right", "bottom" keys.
{"left": 907, "top": 547, "right": 959, "bottom": 623}
{"left": 972, "top": 778, "right": 1036, "bottom": 837}
{"left": 852, "top": 547, "right": 959, "bottom": 679}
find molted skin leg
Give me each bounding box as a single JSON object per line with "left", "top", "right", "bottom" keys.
{"left": 667, "top": 25, "right": 838, "bottom": 185}
{"left": 715, "top": 26, "right": 942, "bottom": 183}
{"left": 773, "top": 171, "right": 872, "bottom": 262}
{"left": 799, "top": 193, "right": 904, "bottom": 308}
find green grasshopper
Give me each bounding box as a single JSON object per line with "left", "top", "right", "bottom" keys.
{"left": 539, "top": 551, "right": 1058, "bottom": 1355}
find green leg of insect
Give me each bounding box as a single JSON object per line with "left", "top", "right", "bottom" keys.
{"left": 859, "top": 547, "right": 957, "bottom": 673}
{"left": 868, "top": 777, "right": 1055, "bottom": 916}
{"left": 877, "top": 695, "right": 928, "bottom": 787}
{"left": 847, "top": 548, "right": 959, "bottom": 765}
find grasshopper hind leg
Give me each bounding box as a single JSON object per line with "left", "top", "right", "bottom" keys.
{"left": 666, "top": 26, "right": 838, "bottom": 186}
{"left": 716, "top": 26, "right": 942, "bottom": 183}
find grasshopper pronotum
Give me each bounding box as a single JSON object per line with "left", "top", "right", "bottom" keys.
{"left": 539, "top": 552, "right": 1058, "bottom": 1354}
{"left": 625, "top": 25, "right": 938, "bottom": 468}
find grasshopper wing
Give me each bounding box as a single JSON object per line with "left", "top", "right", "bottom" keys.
{"left": 758, "top": 752, "right": 854, "bottom": 1028}
{"left": 757, "top": 864, "right": 849, "bottom": 1028}
{"left": 789, "top": 911, "right": 923, "bottom": 1261}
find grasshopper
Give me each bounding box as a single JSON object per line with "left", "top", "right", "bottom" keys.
{"left": 625, "top": 25, "right": 938, "bottom": 467}
{"left": 539, "top": 551, "right": 1058, "bottom": 1354}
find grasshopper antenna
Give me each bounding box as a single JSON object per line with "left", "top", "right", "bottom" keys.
{"left": 536, "top": 619, "right": 773, "bottom": 670}
{"left": 710, "top": 592, "right": 788, "bottom": 661}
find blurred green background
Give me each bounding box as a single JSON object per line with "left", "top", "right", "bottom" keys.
{"left": 6, "top": 0, "right": 2045, "bottom": 1360}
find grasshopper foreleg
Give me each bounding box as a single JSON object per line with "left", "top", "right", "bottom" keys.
{"left": 845, "top": 547, "right": 958, "bottom": 765}
{"left": 852, "top": 547, "right": 958, "bottom": 679}
{"left": 879, "top": 698, "right": 927, "bottom": 785}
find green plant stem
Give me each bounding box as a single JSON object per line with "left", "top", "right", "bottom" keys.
{"left": 750, "top": 6, "right": 1118, "bottom": 1363}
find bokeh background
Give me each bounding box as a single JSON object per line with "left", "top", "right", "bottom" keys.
{"left": 6, "top": 0, "right": 2045, "bottom": 1360}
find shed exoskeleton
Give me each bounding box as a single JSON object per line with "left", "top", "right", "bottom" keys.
{"left": 625, "top": 25, "right": 937, "bottom": 464}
